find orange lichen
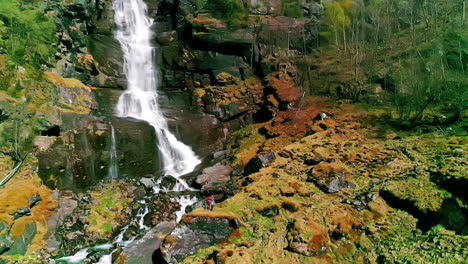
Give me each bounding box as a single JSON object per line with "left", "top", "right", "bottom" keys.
{"left": 181, "top": 208, "right": 238, "bottom": 224}
{"left": 265, "top": 72, "right": 301, "bottom": 103}
{"left": 43, "top": 72, "right": 90, "bottom": 91}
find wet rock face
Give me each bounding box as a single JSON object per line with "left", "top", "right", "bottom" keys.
{"left": 51, "top": 0, "right": 126, "bottom": 88}
{"left": 162, "top": 216, "right": 234, "bottom": 263}
{"left": 37, "top": 115, "right": 160, "bottom": 191}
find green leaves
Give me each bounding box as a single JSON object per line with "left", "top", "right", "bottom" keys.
{"left": 282, "top": 0, "right": 304, "bottom": 18}
{"left": 321, "top": 0, "right": 352, "bottom": 45}
{"left": 206, "top": 0, "right": 249, "bottom": 28}
{"left": 0, "top": 0, "right": 57, "bottom": 67}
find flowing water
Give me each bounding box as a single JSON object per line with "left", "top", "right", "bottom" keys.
{"left": 57, "top": 0, "right": 201, "bottom": 262}
{"left": 108, "top": 124, "right": 119, "bottom": 180}
{"left": 113, "top": 0, "right": 201, "bottom": 178}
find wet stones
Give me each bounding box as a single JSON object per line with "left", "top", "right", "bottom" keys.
{"left": 139, "top": 178, "right": 156, "bottom": 189}
{"left": 160, "top": 176, "right": 178, "bottom": 191}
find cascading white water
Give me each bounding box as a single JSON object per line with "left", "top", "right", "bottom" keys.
{"left": 113, "top": 0, "right": 201, "bottom": 179}
{"left": 56, "top": 2, "right": 202, "bottom": 263}
{"left": 108, "top": 124, "right": 119, "bottom": 180}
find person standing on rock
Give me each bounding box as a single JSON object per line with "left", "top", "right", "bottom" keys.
{"left": 205, "top": 195, "right": 215, "bottom": 211}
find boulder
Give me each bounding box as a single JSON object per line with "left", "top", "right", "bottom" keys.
{"left": 115, "top": 221, "right": 176, "bottom": 264}
{"left": 4, "top": 222, "right": 37, "bottom": 255}
{"left": 196, "top": 163, "right": 233, "bottom": 194}
{"left": 161, "top": 212, "right": 236, "bottom": 263}
{"left": 189, "top": 14, "right": 253, "bottom": 56}
{"left": 88, "top": 34, "right": 126, "bottom": 88}
{"left": 140, "top": 178, "right": 156, "bottom": 189}
{"left": 42, "top": 72, "right": 98, "bottom": 114}
{"left": 243, "top": 152, "right": 275, "bottom": 176}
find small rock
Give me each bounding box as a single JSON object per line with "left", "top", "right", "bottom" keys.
{"left": 213, "top": 151, "right": 227, "bottom": 159}
{"left": 453, "top": 148, "right": 463, "bottom": 155}
{"left": 257, "top": 205, "right": 279, "bottom": 217}
{"left": 10, "top": 208, "right": 31, "bottom": 219}
{"left": 28, "top": 194, "right": 42, "bottom": 208}
{"left": 140, "top": 178, "right": 156, "bottom": 189}
{"left": 244, "top": 152, "right": 275, "bottom": 176}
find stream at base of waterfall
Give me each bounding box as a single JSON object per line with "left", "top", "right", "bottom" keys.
{"left": 57, "top": 0, "right": 201, "bottom": 262}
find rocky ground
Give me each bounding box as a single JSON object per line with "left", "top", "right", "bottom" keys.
{"left": 162, "top": 100, "right": 467, "bottom": 264}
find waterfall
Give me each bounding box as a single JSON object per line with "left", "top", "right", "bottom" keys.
{"left": 113, "top": 0, "right": 201, "bottom": 178}
{"left": 56, "top": 2, "right": 202, "bottom": 263}
{"left": 108, "top": 124, "right": 119, "bottom": 180}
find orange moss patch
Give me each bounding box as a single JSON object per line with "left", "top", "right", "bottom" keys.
{"left": 77, "top": 53, "right": 96, "bottom": 72}
{"left": 43, "top": 72, "right": 90, "bottom": 91}
{"left": 325, "top": 205, "right": 361, "bottom": 242}
{"left": 181, "top": 208, "right": 238, "bottom": 224}
{"left": 312, "top": 162, "right": 349, "bottom": 180}
{"left": 0, "top": 156, "right": 56, "bottom": 254}
{"left": 265, "top": 72, "right": 301, "bottom": 103}
{"left": 0, "top": 178, "right": 56, "bottom": 237}
{"left": 191, "top": 14, "right": 226, "bottom": 30}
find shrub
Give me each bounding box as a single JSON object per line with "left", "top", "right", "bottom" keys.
{"left": 0, "top": 0, "right": 57, "bottom": 67}
{"left": 282, "top": 0, "right": 304, "bottom": 18}
{"left": 206, "top": 0, "right": 249, "bottom": 28}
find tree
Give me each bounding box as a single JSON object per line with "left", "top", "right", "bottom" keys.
{"left": 321, "top": 1, "right": 351, "bottom": 51}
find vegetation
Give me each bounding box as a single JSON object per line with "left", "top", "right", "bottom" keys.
{"left": 281, "top": 0, "right": 304, "bottom": 18}
{"left": 205, "top": 0, "right": 249, "bottom": 27}
{"left": 0, "top": 102, "right": 47, "bottom": 162}
{"left": 0, "top": 0, "right": 56, "bottom": 68}
{"left": 311, "top": 0, "right": 467, "bottom": 129}
{"left": 0, "top": 0, "right": 57, "bottom": 163}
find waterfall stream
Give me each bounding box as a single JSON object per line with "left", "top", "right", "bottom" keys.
{"left": 113, "top": 0, "right": 201, "bottom": 177}
{"left": 108, "top": 124, "right": 119, "bottom": 180}
{"left": 57, "top": 0, "right": 201, "bottom": 263}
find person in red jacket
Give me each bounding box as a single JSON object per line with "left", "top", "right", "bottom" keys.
{"left": 205, "top": 195, "right": 215, "bottom": 211}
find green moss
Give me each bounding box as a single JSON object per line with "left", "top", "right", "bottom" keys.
{"left": 86, "top": 182, "right": 132, "bottom": 239}
{"left": 101, "top": 223, "right": 112, "bottom": 232}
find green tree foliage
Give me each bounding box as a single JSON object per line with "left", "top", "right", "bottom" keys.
{"left": 316, "top": 0, "right": 466, "bottom": 127}
{"left": 206, "top": 0, "right": 249, "bottom": 27}
{"left": 0, "top": 0, "right": 57, "bottom": 67}
{"left": 0, "top": 0, "right": 57, "bottom": 162}
{"left": 392, "top": 29, "right": 468, "bottom": 125}
{"left": 282, "top": 0, "right": 304, "bottom": 18}
{"left": 0, "top": 102, "right": 47, "bottom": 161}
{"left": 320, "top": 0, "right": 352, "bottom": 46}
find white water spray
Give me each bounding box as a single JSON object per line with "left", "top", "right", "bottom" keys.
{"left": 113, "top": 0, "right": 201, "bottom": 178}
{"left": 108, "top": 124, "right": 119, "bottom": 180}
